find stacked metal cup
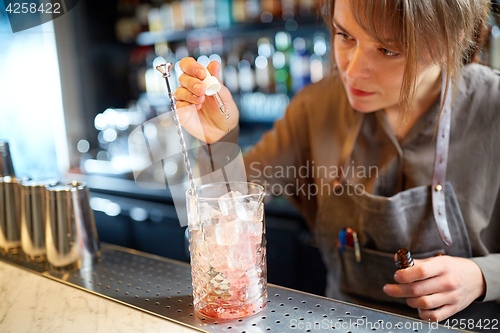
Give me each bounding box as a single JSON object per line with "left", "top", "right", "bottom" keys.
{"left": 0, "top": 141, "right": 15, "bottom": 177}
{"left": 45, "top": 181, "right": 101, "bottom": 270}
{"left": 0, "top": 176, "right": 22, "bottom": 252}
{"left": 0, "top": 141, "right": 21, "bottom": 253}
{"left": 20, "top": 179, "right": 59, "bottom": 260}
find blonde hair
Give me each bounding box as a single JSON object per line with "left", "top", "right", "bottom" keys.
{"left": 324, "top": 0, "right": 490, "bottom": 127}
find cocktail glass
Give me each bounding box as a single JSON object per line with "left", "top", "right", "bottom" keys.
{"left": 186, "top": 182, "right": 267, "bottom": 319}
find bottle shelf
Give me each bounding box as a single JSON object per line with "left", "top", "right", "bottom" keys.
{"left": 136, "top": 18, "right": 329, "bottom": 45}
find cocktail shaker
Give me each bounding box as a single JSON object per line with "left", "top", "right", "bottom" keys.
{"left": 21, "top": 179, "right": 59, "bottom": 260}
{"left": 0, "top": 141, "right": 15, "bottom": 177}
{"left": 46, "top": 181, "right": 100, "bottom": 269}
{"left": 0, "top": 176, "right": 22, "bottom": 252}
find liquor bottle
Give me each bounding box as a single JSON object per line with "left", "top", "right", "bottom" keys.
{"left": 215, "top": 0, "right": 232, "bottom": 29}
{"left": 232, "top": 0, "right": 246, "bottom": 23}
{"left": 310, "top": 34, "right": 328, "bottom": 83}
{"left": 244, "top": 0, "right": 261, "bottom": 22}
{"left": 257, "top": 37, "right": 275, "bottom": 93}
{"left": 298, "top": 0, "right": 317, "bottom": 17}
{"left": 396, "top": 248, "right": 414, "bottom": 269}
{"left": 171, "top": 1, "right": 185, "bottom": 31}
{"left": 274, "top": 31, "right": 292, "bottom": 94}
{"left": 193, "top": 0, "right": 206, "bottom": 29}
{"left": 224, "top": 53, "right": 240, "bottom": 93}
{"left": 261, "top": 0, "right": 281, "bottom": 21}
{"left": 289, "top": 36, "right": 311, "bottom": 93}
{"left": 238, "top": 58, "right": 255, "bottom": 93}
{"left": 281, "top": 0, "right": 295, "bottom": 20}
{"left": 147, "top": 8, "right": 162, "bottom": 32}
{"left": 159, "top": 3, "right": 174, "bottom": 33}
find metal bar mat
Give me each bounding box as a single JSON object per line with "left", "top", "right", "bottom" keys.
{"left": 0, "top": 244, "right": 460, "bottom": 333}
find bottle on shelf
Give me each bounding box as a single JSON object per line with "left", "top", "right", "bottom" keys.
{"left": 159, "top": 3, "right": 174, "bottom": 33}
{"left": 256, "top": 37, "right": 276, "bottom": 93}
{"left": 310, "top": 33, "right": 329, "bottom": 83}
{"left": 215, "top": 0, "right": 232, "bottom": 29}
{"left": 224, "top": 53, "right": 240, "bottom": 93}
{"left": 273, "top": 31, "right": 292, "bottom": 94}
{"left": 171, "top": 1, "right": 186, "bottom": 31}
{"left": 232, "top": 0, "right": 247, "bottom": 23}
{"left": 290, "top": 36, "right": 311, "bottom": 93}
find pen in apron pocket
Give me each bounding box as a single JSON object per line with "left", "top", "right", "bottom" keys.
{"left": 346, "top": 228, "right": 354, "bottom": 247}
{"left": 352, "top": 230, "right": 361, "bottom": 262}
{"left": 338, "top": 229, "right": 347, "bottom": 253}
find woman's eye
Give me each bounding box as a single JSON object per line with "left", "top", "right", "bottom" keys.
{"left": 380, "top": 48, "right": 399, "bottom": 57}
{"left": 335, "top": 32, "right": 351, "bottom": 41}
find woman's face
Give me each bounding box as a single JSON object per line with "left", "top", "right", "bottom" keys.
{"left": 333, "top": 0, "right": 432, "bottom": 113}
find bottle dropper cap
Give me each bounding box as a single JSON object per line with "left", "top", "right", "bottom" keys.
{"left": 202, "top": 69, "right": 221, "bottom": 96}
{"left": 201, "top": 68, "right": 230, "bottom": 120}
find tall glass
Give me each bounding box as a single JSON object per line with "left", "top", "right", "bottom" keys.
{"left": 186, "top": 182, "right": 267, "bottom": 319}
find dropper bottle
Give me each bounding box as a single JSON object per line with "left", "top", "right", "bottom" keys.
{"left": 396, "top": 248, "right": 414, "bottom": 269}
{"left": 201, "top": 69, "right": 230, "bottom": 119}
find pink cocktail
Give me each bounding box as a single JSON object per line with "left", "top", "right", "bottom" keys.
{"left": 186, "top": 182, "right": 267, "bottom": 319}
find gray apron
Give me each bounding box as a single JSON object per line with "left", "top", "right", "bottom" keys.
{"left": 314, "top": 75, "right": 500, "bottom": 320}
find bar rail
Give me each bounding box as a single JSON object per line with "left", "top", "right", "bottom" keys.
{"left": 0, "top": 244, "right": 463, "bottom": 333}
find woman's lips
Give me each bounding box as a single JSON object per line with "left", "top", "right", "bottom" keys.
{"left": 349, "top": 85, "right": 375, "bottom": 97}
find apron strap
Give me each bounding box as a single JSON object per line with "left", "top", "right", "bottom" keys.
{"left": 432, "top": 72, "right": 453, "bottom": 246}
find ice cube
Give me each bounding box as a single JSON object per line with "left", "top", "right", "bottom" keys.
{"left": 235, "top": 200, "right": 263, "bottom": 221}
{"left": 245, "top": 268, "right": 262, "bottom": 301}
{"left": 187, "top": 198, "right": 200, "bottom": 230}
{"left": 202, "top": 224, "right": 217, "bottom": 244}
{"left": 247, "top": 220, "right": 263, "bottom": 245}
{"left": 199, "top": 203, "right": 220, "bottom": 225}
{"left": 218, "top": 191, "right": 242, "bottom": 216}
{"left": 215, "top": 220, "right": 240, "bottom": 245}
{"left": 230, "top": 241, "right": 257, "bottom": 269}
{"left": 235, "top": 219, "right": 262, "bottom": 244}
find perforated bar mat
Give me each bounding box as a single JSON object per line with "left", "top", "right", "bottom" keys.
{"left": 0, "top": 244, "right": 462, "bottom": 333}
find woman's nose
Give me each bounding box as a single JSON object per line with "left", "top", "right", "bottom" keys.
{"left": 346, "top": 47, "right": 370, "bottom": 79}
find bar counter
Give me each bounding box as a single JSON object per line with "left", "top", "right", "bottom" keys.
{"left": 0, "top": 260, "right": 193, "bottom": 332}
{"left": 0, "top": 244, "right": 461, "bottom": 333}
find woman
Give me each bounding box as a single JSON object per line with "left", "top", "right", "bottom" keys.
{"left": 174, "top": 0, "right": 500, "bottom": 322}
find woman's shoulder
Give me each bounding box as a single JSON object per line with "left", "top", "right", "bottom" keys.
{"left": 455, "top": 64, "right": 500, "bottom": 132}
{"left": 460, "top": 63, "right": 500, "bottom": 93}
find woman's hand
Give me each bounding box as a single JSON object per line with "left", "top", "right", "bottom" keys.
{"left": 383, "top": 256, "right": 486, "bottom": 322}
{"left": 174, "top": 57, "right": 239, "bottom": 143}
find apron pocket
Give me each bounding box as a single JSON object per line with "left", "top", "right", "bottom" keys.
{"left": 339, "top": 246, "right": 444, "bottom": 304}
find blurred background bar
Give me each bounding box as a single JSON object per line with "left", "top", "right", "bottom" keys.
{"left": 0, "top": 0, "right": 499, "bottom": 296}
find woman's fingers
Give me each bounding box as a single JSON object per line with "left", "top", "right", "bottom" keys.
{"left": 383, "top": 275, "right": 452, "bottom": 298}
{"left": 418, "top": 305, "right": 460, "bottom": 323}
{"left": 176, "top": 100, "right": 203, "bottom": 111}
{"left": 406, "top": 290, "right": 456, "bottom": 309}
{"left": 394, "top": 257, "right": 442, "bottom": 284}
{"left": 206, "top": 61, "right": 220, "bottom": 80}
{"left": 178, "top": 73, "right": 206, "bottom": 96}
{"left": 174, "top": 87, "right": 205, "bottom": 105}
{"left": 179, "top": 57, "right": 207, "bottom": 80}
